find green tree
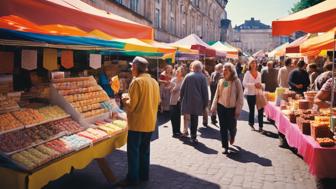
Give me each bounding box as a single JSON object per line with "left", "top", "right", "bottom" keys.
{"left": 291, "top": 0, "right": 325, "bottom": 13}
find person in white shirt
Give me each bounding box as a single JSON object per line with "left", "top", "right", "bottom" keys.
{"left": 243, "top": 59, "right": 264, "bottom": 132}
{"left": 278, "top": 58, "right": 293, "bottom": 88}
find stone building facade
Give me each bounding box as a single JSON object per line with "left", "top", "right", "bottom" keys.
{"left": 81, "top": 0, "right": 229, "bottom": 42}
{"left": 230, "top": 18, "right": 281, "bottom": 55}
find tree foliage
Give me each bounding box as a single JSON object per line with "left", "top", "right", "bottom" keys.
{"left": 291, "top": 0, "right": 325, "bottom": 13}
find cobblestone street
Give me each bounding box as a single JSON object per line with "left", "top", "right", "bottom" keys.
{"left": 46, "top": 103, "right": 323, "bottom": 189}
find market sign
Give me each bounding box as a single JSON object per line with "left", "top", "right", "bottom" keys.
{"left": 61, "top": 50, "right": 74, "bottom": 69}
{"left": 21, "top": 49, "right": 37, "bottom": 70}
{"left": 89, "top": 54, "right": 102, "bottom": 69}
{"left": 43, "top": 48, "right": 58, "bottom": 71}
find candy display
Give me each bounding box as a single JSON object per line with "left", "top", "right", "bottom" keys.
{"left": 45, "top": 139, "right": 72, "bottom": 154}
{"left": 53, "top": 77, "right": 97, "bottom": 90}
{"left": 78, "top": 128, "right": 108, "bottom": 142}
{"left": 0, "top": 121, "right": 67, "bottom": 153}
{"left": 97, "top": 123, "right": 123, "bottom": 135}
{"left": 60, "top": 134, "right": 92, "bottom": 151}
{"left": 12, "top": 109, "right": 46, "bottom": 126}
{"left": 58, "top": 86, "right": 102, "bottom": 96}
{"left": 38, "top": 106, "right": 68, "bottom": 120}
{"left": 0, "top": 112, "right": 23, "bottom": 133}
{"left": 112, "top": 120, "right": 128, "bottom": 129}
{"left": 45, "top": 118, "right": 83, "bottom": 135}
{"left": 11, "top": 144, "right": 62, "bottom": 170}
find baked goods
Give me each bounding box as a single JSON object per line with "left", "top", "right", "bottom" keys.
{"left": 0, "top": 113, "right": 23, "bottom": 133}
{"left": 38, "top": 106, "right": 68, "bottom": 120}
{"left": 12, "top": 109, "right": 46, "bottom": 126}
{"left": 316, "top": 137, "right": 335, "bottom": 147}
{"left": 53, "top": 76, "right": 112, "bottom": 118}
{"left": 310, "top": 122, "right": 334, "bottom": 139}
{"left": 46, "top": 118, "right": 83, "bottom": 135}
{"left": 298, "top": 100, "right": 310, "bottom": 110}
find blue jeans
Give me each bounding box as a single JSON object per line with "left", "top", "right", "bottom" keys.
{"left": 127, "top": 131, "right": 152, "bottom": 183}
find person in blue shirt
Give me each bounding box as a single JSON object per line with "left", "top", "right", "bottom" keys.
{"left": 98, "top": 67, "right": 114, "bottom": 98}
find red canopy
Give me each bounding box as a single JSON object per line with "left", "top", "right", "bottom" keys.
{"left": 272, "top": 0, "right": 336, "bottom": 36}
{"left": 285, "top": 34, "right": 310, "bottom": 53}
{"left": 0, "top": 0, "right": 154, "bottom": 40}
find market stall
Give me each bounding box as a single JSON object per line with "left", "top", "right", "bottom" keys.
{"left": 265, "top": 102, "right": 336, "bottom": 178}
{"left": 210, "top": 41, "right": 239, "bottom": 59}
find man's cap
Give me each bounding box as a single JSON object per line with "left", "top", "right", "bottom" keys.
{"left": 130, "top": 56, "right": 149, "bottom": 66}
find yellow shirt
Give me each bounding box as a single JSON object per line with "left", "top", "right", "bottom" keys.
{"left": 124, "top": 73, "right": 160, "bottom": 132}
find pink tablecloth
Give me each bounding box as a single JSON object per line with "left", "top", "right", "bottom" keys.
{"left": 264, "top": 102, "right": 336, "bottom": 179}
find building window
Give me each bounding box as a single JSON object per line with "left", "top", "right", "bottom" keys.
{"left": 192, "top": 0, "right": 200, "bottom": 8}
{"left": 115, "top": 0, "right": 122, "bottom": 4}
{"left": 130, "top": 0, "right": 139, "bottom": 12}
{"left": 154, "top": 8, "right": 161, "bottom": 29}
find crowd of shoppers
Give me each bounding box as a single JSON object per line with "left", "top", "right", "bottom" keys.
{"left": 117, "top": 54, "right": 334, "bottom": 187}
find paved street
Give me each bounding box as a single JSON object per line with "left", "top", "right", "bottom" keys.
{"left": 45, "top": 102, "right": 328, "bottom": 189}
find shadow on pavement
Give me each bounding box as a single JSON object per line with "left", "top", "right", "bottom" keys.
{"left": 238, "top": 110, "right": 249, "bottom": 121}
{"left": 45, "top": 150, "right": 220, "bottom": 189}
{"left": 227, "top": 145, "right": 272, "bottom": 167}
{"left": 198, "top": 126, "right": 221, "bottom": 141}
{"left": 261, "top": 130, "right": 279, "bottom": 139}
{"left": 178, "top": 137, "right": 218, "bottom": 155}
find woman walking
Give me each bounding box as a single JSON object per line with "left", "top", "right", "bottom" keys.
{"left": 243, "top": 59, "right": 264, "bottom": 132}
{"left": 159, "top": 65, "right": 173, "bottom": 112}
{"left": 211, "top": 63, "right": 244, "bottom": 154}
{"left": 169, "top": 67, "right": 184, "bottom": 137}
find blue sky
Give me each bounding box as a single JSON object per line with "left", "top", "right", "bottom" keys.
{"left": 226, "top": 0, "right": 299, "bottom": 27}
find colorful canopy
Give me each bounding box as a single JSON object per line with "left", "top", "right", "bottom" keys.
{"left": 272, "top": 0, "right": 336, "bottom": 36}
{"left": 268, "top": 42, "right": 289, "bottom": 57}
{"left": 285, "top": 34, "right": 310, "bottom": 53}
{"left": 0, "top": 0, "right": 153, "bottom": 40}
{"left": 170, "top": 34, "right": 217, "bottom": 57}
{"left": 211, "top": 41, "right": 239, "bottom": 59}
{"left": 253, "top": 50, "right": 266, "bottom": 58}
{"left": 300, "top": 27, "right": 336, "bottom": 56}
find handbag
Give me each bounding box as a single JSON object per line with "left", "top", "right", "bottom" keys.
{"left": 256, "top": 89, "right": 267, "bottom": 110}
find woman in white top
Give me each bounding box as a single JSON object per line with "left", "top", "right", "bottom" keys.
{"left": 243, "top": 59, "right": 264, "bottom": 132}
{"left": 169, "top": 67, "right": 185, "bottom": 137}
{"left": 211, "top": 63, "right": 244, "bottom": 154}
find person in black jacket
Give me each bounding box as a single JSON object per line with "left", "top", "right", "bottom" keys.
{"left": 209, "top": 63, "right": 223, "bottom": 125}
{"left": 288, "top": 60, "right": 310, "bottom": 95}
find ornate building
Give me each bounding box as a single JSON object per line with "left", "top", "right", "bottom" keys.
{"left": 81, "top": 0, "right": 229, "bottom": 42}
{"left": 231, "top": 18, "right": 282, "bottom": 54}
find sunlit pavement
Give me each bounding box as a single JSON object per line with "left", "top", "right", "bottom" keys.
{"left": 46, "top": 102, "right": 335, "bottom": 189}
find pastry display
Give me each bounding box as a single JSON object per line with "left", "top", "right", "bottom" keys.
{"left": 64, "top": 91, "right": 108, "bottom": 103}
{"left": 38, "top": 106, "right": 68, "bottom": 120}
{"left": 0, "top": 94, "right": 20, "bottom": 112}
{"left": 58, "top": 86, "right": 102, "bottom": 96}
{"left": 97, "top": 122, "right": 123, "bottom": 135}
{"left": 0, "top": 113, "right": 23, "bottom": 133}
{"left": 11, "top": 109, "right": 46, "bottom": 126}
{"left": 82, "top": 109, "right": 108, "bottom": 118}
{"left": 316, "top": 137, "right": 335, "bottom": 147}
{"left": 112, "top": 120, "right": 128, "bottom": 129}
{"left": 53, "top": 76, "right": 112, "bottom": 119}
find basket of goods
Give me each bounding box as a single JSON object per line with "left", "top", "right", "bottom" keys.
{"left": 316, "top": 137, "right": 335, "bottom": 147}
{"left": 310, "top": 122, "right": 334, "bottom": 139}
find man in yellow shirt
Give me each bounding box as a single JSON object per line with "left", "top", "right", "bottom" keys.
{"left": 118, "top": 56, "right": 160, "bottom": 187}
